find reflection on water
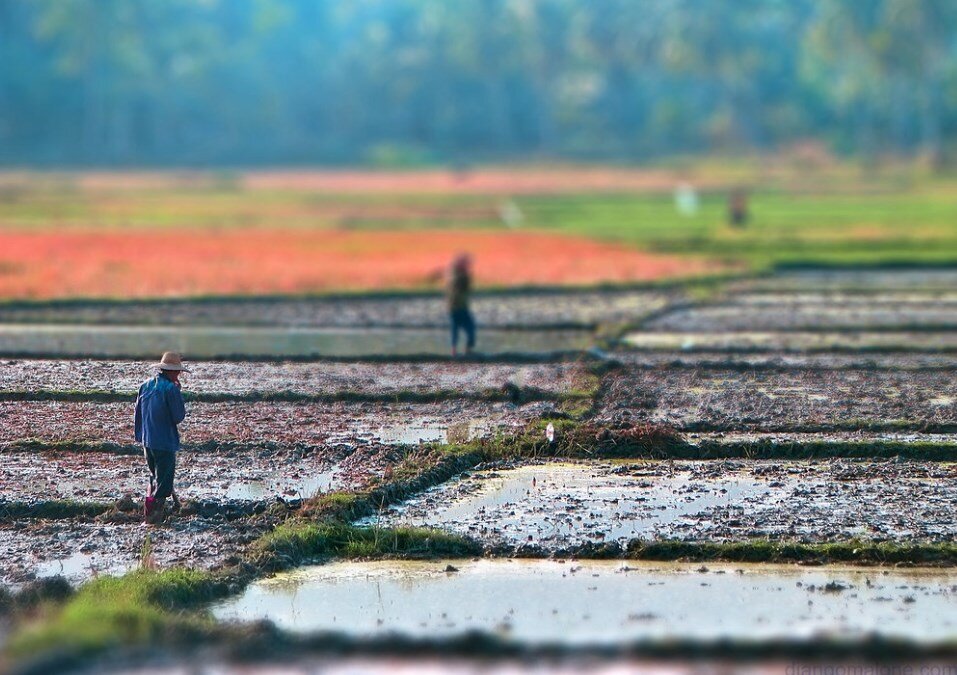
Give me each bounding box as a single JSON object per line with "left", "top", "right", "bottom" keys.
{"left": 213, "top": 559, "right": 957, "bottom": 644}
{"left": 35, "top": 552, "right": 130, "bottom": 581}
{"left": 373, "top": 418, "right": 497, "bottom": 445}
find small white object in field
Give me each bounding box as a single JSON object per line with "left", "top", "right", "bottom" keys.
{"left": 498, "top": 199, "right": 525, "bottom": 228}
{"left": 545, "top": 422, "right": 555, "bottom": 443}
{"left": 674, "top": 182, "right": 699, "bottom": 216}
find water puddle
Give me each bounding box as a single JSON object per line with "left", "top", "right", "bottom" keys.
{"left": 369, "top": 461, "right": 957, "bottom": 545}
{"left": 214, "top": 468, "right": 340, "bottom": 501}
{"left": 0, "top": 324, "right": 592, "bottom": 358}
{"left": 373, "top": 418, "right": 501, "bottom": 445}
{"left": 213, "top": 559, "right": 957, "bottom": 644}
{"left": 34, "top": 551, "right": 130, "bottom": 582}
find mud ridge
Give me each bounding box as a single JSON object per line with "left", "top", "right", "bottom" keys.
{"left": 0, "top": 386, "right": 574, "bottom": 406}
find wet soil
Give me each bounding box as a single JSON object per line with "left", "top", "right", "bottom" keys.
{"left": 371, "top": 460, "right": 957, "bottom": 548}
{"left": 0, "top": 447, "right": 355, "bottom": 504}
{"left": 730, "top": 270, "right": 957, "bottom": 293}
{"left": 213, "top": 559, "right": 957, "bottom": 644}
{"left": 0, "top": 515, "right": 248, "bottom": 587}
{"left": 0, "top": 289, "right": 674, "bottom": 329}
{"left": 621, "top": 330, "right": 957, "bottom": 353}
{"left": 0, "top": 359, "right": 587, "bottom": 398}
{"left": 614, "top": 351, "right": 957, "bottom": 371}
{"left": 646, "top": 303, "right": 957, "bottom": 332}
{"left": 0, "top": 400, "right": 545, "bottom": 450}
{"left": 685, "top": 430, "right": 957, "bottom": 448}
{"left": 598, "top": 367, "right": 957, "bottom": 431}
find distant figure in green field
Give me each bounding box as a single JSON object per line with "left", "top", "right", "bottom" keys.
{"left": 447, "top": 253, "right": 476, "bottom": 357}
{"left": 728, "top": 188, "right": 749, "bottom": 228}
{"left": 135, "top": 351, "right": 188, "bottom": 524}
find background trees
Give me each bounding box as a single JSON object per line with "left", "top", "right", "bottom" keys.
{"left": 2, "top": 0, "right": 957, "bottom": 166}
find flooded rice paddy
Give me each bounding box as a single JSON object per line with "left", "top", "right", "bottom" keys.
{"left": 598, "top": 367, "right": 957, "bottom": 431}
{"left": 0, "top": 324, "right": 592, "bottom": 358}
{"left": 4, "top": 268, "right": 957, "bottom": 668}
{"left": 0, "top": 399, "right": 540, "bottom": 449}
{"left": 0, "top": 515, "right": 246, "bottom": 586}
{"left": 0, "top": 448, "right": 347, "bottom": 503}
{"left": 646, "top": 302, "right": 957, "bottom": 332}
{"left": 369, "top": 460, "right": 957, "bottom": 548}
{"left": 214, "top": 559, "right": 957, "bottom": 644}
{"left": 0, "top": 289, "right": 673, "bottom": 329}
{"left": 621, "top": 330, "right": 957, "bottom": 353}
{"left": 0, "top": 359, "right": 586, "bottom": 398}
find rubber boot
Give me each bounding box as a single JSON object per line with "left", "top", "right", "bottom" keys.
{"left": 144, "top": 495, "right": 156, "bottom": 520}
{"left": 146, "top": 497, "right": 167, "bottom": 525}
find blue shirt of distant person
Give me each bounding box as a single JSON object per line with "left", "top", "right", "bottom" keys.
{"left": 134, "top": 351, "right": 188, "bottom": 523}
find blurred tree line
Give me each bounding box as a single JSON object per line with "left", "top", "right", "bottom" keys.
{"left": 2, "top": 0, "right": 957, "bottom": 166}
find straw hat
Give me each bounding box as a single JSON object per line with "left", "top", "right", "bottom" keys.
{"left": 155, "top": 351, "right": 190, "bottom": 372}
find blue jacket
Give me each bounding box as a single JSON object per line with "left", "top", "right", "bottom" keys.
{"left": 134, "top": 374, "right": 187, "bottom": 453}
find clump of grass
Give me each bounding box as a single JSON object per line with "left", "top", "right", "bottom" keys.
{"left": 8, "top": 569, "right": 223, "bottom": 659}
{"left": 253, "top": 521, "right": 479, "bottom": 564}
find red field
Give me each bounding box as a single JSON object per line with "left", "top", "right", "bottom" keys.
{"left": 0, "top": 229, "right": 720, "bottom": 299}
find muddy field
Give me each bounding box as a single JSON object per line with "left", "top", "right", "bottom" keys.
{"left": 3, "top": 268, "right": 957, "bottom": 670}
{"left": 614, "top": 351, "right": 957, "bottom": 370}
{"left": 645, "top": 301, "right": 957, "bottom": 332}
{"left": 598, "top": 367, "right": 956, "bottom": 431}
{"left": 371, "top": 459, "right": 957, "bottom": 549}
{"left": 0, "top": 399, "right": 544, "bottom": 449}
{"left": 622, "top": 329, "right": 957, "bottom": 352}
{"left": 0, "top": 288, "right": 674, "bottom": 328}
{"left": 0, "top": 359, "right": 586, "bottom": 397}
{"left": 0, "top": 515, "right": 249, "bottom": 586}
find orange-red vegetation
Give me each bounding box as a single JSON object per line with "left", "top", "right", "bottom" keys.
{"left": 0, "top": 229, "right": 720, "bottom": 299}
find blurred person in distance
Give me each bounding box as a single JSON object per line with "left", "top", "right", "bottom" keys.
{"left": 134, "top": 351, "right": 188, "bottom": 524}
{"left": 447, "top": 253, "right": 476, "bottom": 357}
{"left": 728, "top": 187, "right": 749, "bottom": 228}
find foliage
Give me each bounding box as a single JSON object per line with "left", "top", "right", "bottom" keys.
{"left": 3, "top": 0, "right": 957, "bottom": 165}
{"left": 253, "top": 521, "right": 480, "bottom": 561}
{"left": 7, "top": 569, "right": 220, "bottom": 657}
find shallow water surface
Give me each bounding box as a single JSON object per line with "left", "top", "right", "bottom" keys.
{"left": 369, "top": 461, "right": 957, "bottom": 545}
{"left": 0, "top": 324, "right": 591, "bottom": 358}
{"left": 622, "top": 330, "right": 957, "bottom": 352}
{"left": 213, "top": 559, "right": 957, "bottom": 644}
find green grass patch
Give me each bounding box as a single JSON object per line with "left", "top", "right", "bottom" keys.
{"left": 253, "top": 522, "right": 479, "bottom": 563}
{"left": 515, "top": 191, "right": 957, "bottom": 269}
{"left": 7, "top": 568, "right": 224, "bottom": 659}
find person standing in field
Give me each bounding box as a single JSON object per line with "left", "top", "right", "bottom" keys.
{"left": 135, "top": 352, "right": 188, "bottom": 524}
{"left": 447, "top": 253, "right": 476, "bottom": 356}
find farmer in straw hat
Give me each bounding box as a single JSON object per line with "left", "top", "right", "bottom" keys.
{"left": 134, "top": 352, "right": 188, "bottom": 524}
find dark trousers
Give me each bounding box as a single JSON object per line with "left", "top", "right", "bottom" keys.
{"left": 450, "top": 308, "right": 476, "bottom": 350}
{"left": 145, "top": 447, "right": 176, "bottom": 499}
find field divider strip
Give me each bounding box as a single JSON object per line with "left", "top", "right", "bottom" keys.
{"left": 0, "top": 386, "right": 578, "bottom": 405}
